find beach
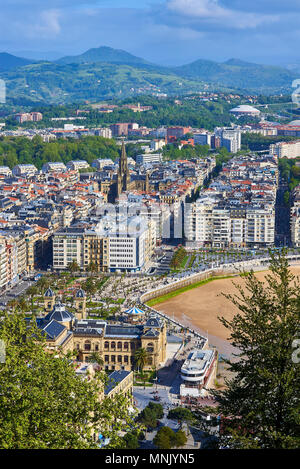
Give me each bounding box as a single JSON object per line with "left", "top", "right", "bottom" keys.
{"left": 155, "top": 266, "right": 300, "bottom": 356}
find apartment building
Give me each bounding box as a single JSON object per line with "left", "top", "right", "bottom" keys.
{"left": 53, "top": 218, "right": 156, "bottom": 272}
{"left": 136, "top": 153, "right": 162, "bottom": 165}
{"left": 290, "top": 186, "right": 300, "bottom": 247}
{"left": 270, "top": 140, "right": 300, "bottom": 159}
{"left": 66, "top": 160, "right": 90, "bottom": 171}
{"left": 0, "top": 244, "right": 7, "bottom": 291}
{"left": 185, "top": 154, "right": 277, "bottom": 248}
{"left": 94, "top": 128, "right": 113, "bottom": 139}
{"left": 12, "top": 164, "right": 38, "bottom": 177}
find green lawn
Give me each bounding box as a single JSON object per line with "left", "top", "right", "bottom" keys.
{"left": 146, "top": 274, "right": 239, "bottom": 307}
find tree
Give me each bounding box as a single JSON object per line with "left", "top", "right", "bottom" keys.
{"left": 121, "top": 432, "right": 139, "bottom": 449}
{"left": 86, "top": 262, "right": 97, "bottom": 276}
{"left": 27, "top": 285, "right": 38, "bottom": 310}
{"left": 213, "top": 251, "right": 300, "bottom": 449}
{"left": 88, "top": 352, "right": 104, "bottom": 369}
{"left": 0, "top": 312, "right": 139, "bottom": 449}
{"left": 167, "top": 407, "right": 194, "bottom": 423}
{"left": 154, "top": 426, "right": 174, "bottom": 449}
{"left": 173, "top": 429, "right": 188, "bottom": 448}
{"left": 68, "top": 260, "right": 80, "bottom": 274}
{"left": 153, "top": 426, "right": 187, "bottom": 449}
{"left": 134, "top": 347, "right": 149, "bottom": 373}
{"left": 138, "top": 402, "right": 164, "bottom": 429}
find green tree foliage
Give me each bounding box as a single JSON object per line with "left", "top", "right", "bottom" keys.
{"left": 134, "top": 347, "right": 149, "bottom": 373}
{"left": 167, "top": 407, "right": 194, "bottom": 423}
{"left": 213, "top": 251, "right": 300, "bottom": 449}
{"left": 0, "top": 135, "right": 120, "bottom": 170}
{"left": 242, "top": 133, "right": 300, "bottom": 152}
{"left": 0, "top": 312, "right": 138, "bottom": 449}
{"left": 121, "top": 432, "right": 139, "bottom": 449}
{"left": 153, "top": 426, "right": 187, "bottom": 449}
{"left": 138, "top": 402, "right": 164, "bottom": 429}
{"left": 170, "top": 246, "right": 187, "bottom": 269}
{"left": 279, "top": 157, "right": 300, "bottom": 192}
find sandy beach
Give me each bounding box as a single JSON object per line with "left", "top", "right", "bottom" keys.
{"left": 156, "top": 267, "right": 300, "bottom": 355}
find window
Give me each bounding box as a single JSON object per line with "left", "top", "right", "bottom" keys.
{"left": 104, "top": 341, "right": 109, "bottom": 349}
{"left": 111, "top": 355, "right": 116, "bottom": 363}
{"left": 124, "top": 342, "right": 129, "bottom": 350}
{"left": 118, "top": 355, "right": 122, "bottom": 363}
{"left": 117, "top": 341, "right": 122, "bottom": 350}
{"left": 146, "top": 343, "right": 154, "bottom": 353}
{"left": 84, "top": 341, "right": 91, "bottom": 351}
{"left": 111, "top": 342, "right": 116, "bottom": 349}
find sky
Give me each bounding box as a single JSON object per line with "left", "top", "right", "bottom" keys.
{"left": 0, "top": 0, "right": 300, "bottom": 66}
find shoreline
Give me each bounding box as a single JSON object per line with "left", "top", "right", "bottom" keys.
{"left": 160, "top": 308, "right": 240, "bottom": 359}
{"left": 155, "top": 266, "right": 300, "bottom": 359}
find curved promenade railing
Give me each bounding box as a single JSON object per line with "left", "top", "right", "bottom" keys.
{"left": 140, "top": 254, "right": 300, "bottom": 305}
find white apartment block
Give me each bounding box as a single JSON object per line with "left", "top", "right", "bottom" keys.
{"left": 66, "top": 160, "right": 90, "bottom": 171}
{"left": 270, "top": 140, "right": 300, "bottom": 159}
{"left": 92, "top": 158, "right": 115, "bottom": 170}
{"left": 0, "top": 166, "right": 12, "bottom": 176}
{"left": 136, "top": 153, "right": 162, "bottom": 165}
{"left": 246, "top": 207, "right": 275, "bottom": 246}
{"left": 12, "top": 164, "right": 38, "bottom": 177}
{"left": 0, "top": 244, "right": 8, "bottom": 291}
{"left": 215, "top": 127, "right": 242, "bottom": 153}
{"left": 291, "top": 206, "right": 300, "bottom": 247}
{"left": 95, "top": 128, "right": 113, "bottom": 139}
{"left": 193, "top": 133, "right": 212, "bottom": 147}
{"left": 53, "top": 229, "right": 85, "bottom": 270}
{"left": 185, "top": 200, "right": 275, "bottom": 248}
{"left": 53, "top": 218, "right": 156, "bottom": 272}
{"left": 42, "top": 162, "right": 67, "bottom": 173}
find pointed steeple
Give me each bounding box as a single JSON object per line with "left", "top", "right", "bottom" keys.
{"left": 118, "top": 140, "right": 130, "bottom": 194}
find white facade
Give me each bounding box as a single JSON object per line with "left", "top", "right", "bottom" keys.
{"left": 95, "top": 128, "right": 113, "bottom": 139}
{"left": 42, "top": 162, "right": 67, "bottom": 173}
{"left": 12, "top": 164, "right": 38, "bottom": 177}
{"left": 270, "top": 140, "right": 300, "bottom": 159}
{"left": 66, "top": 160, "right": 90, "bottom": 171}
{"left": 136, "top": 153, "right": 162, "bottom": 165}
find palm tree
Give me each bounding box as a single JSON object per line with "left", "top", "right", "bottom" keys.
{"left": 88, "top": 352, "right": 104, "bottom": 370}
{"left": 134, "top": 348, "right": 149, "bottom": 375}
{"left": 68, "top": 260, "right": 80, "bottom": 274}
{"left": 27, "top": 285, "right": 38, "bottom": 310}
{"left": 17, "top": 297, "right": 28, "bottom": 314}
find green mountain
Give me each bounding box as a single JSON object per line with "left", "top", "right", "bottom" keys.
{"left": 173, "top": 58, "right": 297, "bottom": 93}
{"left": 0, "top": 52, "right": 34, "bottom": 72}
{"left": 0, "top": 47, "right": 297, "bottom": 105}
{"left": 57, "top": 46, "right": 150, "bottom": 66}
{"left": 0, "top": 61, "right": 207, "bottom": 105}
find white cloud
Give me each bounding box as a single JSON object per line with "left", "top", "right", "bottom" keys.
{"left": 166, "top": 0, "right": 279, "bottom": 29}
{"left": 36, "top": 9, "right": 61, "bottom": 36}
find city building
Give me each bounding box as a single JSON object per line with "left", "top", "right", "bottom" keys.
{"left": 180, "top": 349, "right": 217, "bottom": 399}
{"left": 270, "top": 140, "right": 300, "bottom": 159}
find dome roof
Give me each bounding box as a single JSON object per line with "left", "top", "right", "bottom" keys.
{"left": 44, "top": 288, "right": 55, "bottom": 297}
{"left": 75, "top": 288, "right": 86, "bottom": 298}
{"left": 289, "top": 120, "right": 300, "bottom": 125}
{"left": 45, "top": 302, "right": 74, "bottom": 323}
{"left": 230, "top": 105, "right": 260, "bottom": 114}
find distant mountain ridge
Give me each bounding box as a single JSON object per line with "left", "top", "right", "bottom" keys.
{"left": 0, "top": 52, "right": 34, "bottom": 72}
{"left": 173, "top": 58, "right": 297, "bottom": 91}
{"left": 0, "top": 46, "right": 298, "bottom": 103}
{"left": 56, "top": 46, "right": 150, "bottom": 66}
